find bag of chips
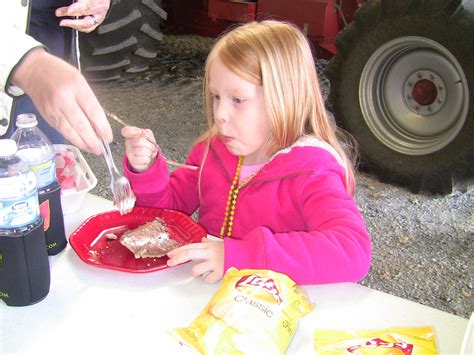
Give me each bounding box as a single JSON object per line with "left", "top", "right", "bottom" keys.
{"left": 313, "top": 327, "right": 436, "bottom": 354}
{"left": 170, "top": 268, "right": 314, "bottom": 354}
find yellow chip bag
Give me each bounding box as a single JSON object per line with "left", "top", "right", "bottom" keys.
{"left": 313, "top": 327, "right": 436, "bottom": 354}
{"left": 170, "top": 268, "right": 314, "bottom": 354}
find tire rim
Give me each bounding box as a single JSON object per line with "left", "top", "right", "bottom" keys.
{"left": 359, "top": 36, "right": 469, "bottom": 155}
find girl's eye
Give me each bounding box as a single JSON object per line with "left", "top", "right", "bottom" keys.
{"left": 233, "top": 97, "right": 245, "bottom": 104}
{"left": 211, "top": 94, "right": 220, "bottom": 101}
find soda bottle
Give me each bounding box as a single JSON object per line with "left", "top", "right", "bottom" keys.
{"left": 11, "top": 113, "right": 67, "bottom": 255}
{"left": 0, "top": 139, "right": 50, "bottom": 306}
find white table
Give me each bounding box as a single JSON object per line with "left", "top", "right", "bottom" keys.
{"left": 1, "top": 194, "right": 468, "bottom": 354}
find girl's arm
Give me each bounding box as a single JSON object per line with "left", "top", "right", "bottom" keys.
{"left": 123, "top": 141, "right": 205, "bottom": 216}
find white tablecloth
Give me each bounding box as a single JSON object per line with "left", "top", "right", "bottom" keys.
{"left": 1, "top": 194, "right": 468, "bottom": 354}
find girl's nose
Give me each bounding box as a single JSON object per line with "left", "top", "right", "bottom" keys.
{"left": 213, "top": 100, "right": 229, "bottom": 123}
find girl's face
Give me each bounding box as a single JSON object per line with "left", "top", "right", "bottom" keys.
{"left": 209, "top": 57, "right": 272, "bottom": 165}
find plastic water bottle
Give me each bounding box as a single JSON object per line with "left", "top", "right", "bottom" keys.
{"left": 11, "top": 113, "right": 67, "bottom": 255}
{"left": 0, "top": 139, "right": 40, "bottom": 235}
{"left": 11, "top": 113, "right": 56, "bottom": 189}
{"left": 0, "top": 139, "right": 50, "bottom": 306}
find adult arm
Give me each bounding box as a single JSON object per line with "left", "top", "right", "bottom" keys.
{"left": 0, "top": 26, "right": 43, "bottom": 96}
{"left": 9, "top": 48, "right": 112, "bottom": 154}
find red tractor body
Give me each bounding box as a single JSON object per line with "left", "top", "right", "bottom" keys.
{"left": 167, "top": 0, "right": 363, "bottom": 59}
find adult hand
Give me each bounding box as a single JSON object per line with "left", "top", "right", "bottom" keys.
{"left": 56, "top": 0, "right": 111, "bottom": 33}
{"left": 122, "top": 125, "right": 159, "bottom": 173}
{"left": 166, "top": 236, "right": 225, "bottom": 284}
{"left": 11, "top": 48, "right": 113, "bottom": 155}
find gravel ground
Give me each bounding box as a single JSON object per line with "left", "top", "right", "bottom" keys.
{"left": 84, "top": 35, "right": 472, "bottom": 319}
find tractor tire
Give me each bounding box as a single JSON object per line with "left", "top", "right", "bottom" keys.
{"left": 326, "top": 0, "right": 473, "bottom": 194}
{"left": 79, "top": 0, "right": 167, "bottom": 82}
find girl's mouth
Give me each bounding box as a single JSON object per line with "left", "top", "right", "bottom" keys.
{"left": 220, "top": 135, "right": 233, "bottom": 144}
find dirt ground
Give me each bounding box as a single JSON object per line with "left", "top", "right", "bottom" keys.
{"left": 85, "top": 34, "right": 472, "bottom": 319}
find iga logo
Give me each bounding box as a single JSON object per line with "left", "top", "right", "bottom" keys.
{"left": 235, "top": 274, "right": 283, "bottom": 304}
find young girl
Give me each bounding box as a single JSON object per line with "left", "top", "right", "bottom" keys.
{"left": 122, "top": 20, "right": 371, "bottom": 285}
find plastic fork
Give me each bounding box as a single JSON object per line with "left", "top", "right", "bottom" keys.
{"left": 98, "top": 137, "right": 136, "bottom": 215}
{"left": 104, "top": 110, "right": 198, "bottom": 170}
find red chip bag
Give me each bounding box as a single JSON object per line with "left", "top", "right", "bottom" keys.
{"left": 314, "top": 327, "right": 436, "bottom": 354}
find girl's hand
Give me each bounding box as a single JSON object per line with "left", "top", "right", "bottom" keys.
{"left": 166, "top": 236, "right": 224, "bottom": 283}
{"left": 121, "top": 125, "right": 159, "bottom": 173}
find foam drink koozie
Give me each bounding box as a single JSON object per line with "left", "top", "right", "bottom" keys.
{"left": 38, "top": 180, "right": 67, "bottom": 255}
{"left": 0, "top": 218, "right": 51, "bottom": 306}
{"left": 0, "top": 139, "right": 51, "bottom": 306}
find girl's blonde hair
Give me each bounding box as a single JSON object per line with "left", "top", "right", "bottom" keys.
{"left": 198, "top": 20, "right": 356, "bottom": 193}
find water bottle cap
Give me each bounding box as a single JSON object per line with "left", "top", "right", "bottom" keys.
{"left": 16, "top": 113, "right": 38, "bottom": 128}
{"left": 0, "top": 139, "right": 18, "bottom": 156}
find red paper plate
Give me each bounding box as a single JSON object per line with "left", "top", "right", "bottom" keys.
{"left": 69, "top": 206, "right": 207, "bottom": 273}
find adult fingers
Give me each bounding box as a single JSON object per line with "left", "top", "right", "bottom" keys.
{"left": 56, "top": 0, "right": 110, "bottom": 32}
{"left": 75, "top": 84, "right": 113, "bottom": 147}
{"left": 36, "top": 89, "right": 101, "bottom": 154}
{"left": 56, "top": 0, "right": 110, "bottom": 20}
{"left": 59, "top": 84, "right": 110, "bottom": 155}
{"left": 58, "top": 17, "right": 98, "bottom": 33}
{"left": 59, "top": 102, "right": 101, "bottom": 154}
{"left": 53, "top": 113, "right": 91, "bottom": 152}
{"left": 55, "top": 0, "right": 92, "bottom": 17}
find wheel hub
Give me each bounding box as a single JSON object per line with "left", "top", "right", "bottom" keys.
{"left": 404, "top": 70, "right": 446, "bottom": 115}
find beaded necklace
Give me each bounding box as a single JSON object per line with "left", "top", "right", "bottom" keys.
{"left": 219, "top": 156, "right": 261, "bottom": 238}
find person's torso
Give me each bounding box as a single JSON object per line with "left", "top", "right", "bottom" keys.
{"left": 0, "top": 0, "right": 75, "bottom": 140}
{"left": 197, "top": 137, "right": 347, "bottom": 238}
{"left": 30, "top": 0, "right": 73, "bottom": 58}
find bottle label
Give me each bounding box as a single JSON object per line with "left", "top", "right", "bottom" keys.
{"left": 30, "top": 158, "right": 56, "bottom": 189}
{"left": 39, "top": 199, "right": 51, "bottom": 231}
{"left": 0, "top": 191, "right": 39, "bottom": 229}
{"left": 15, "top": 148, "right": 56, "bottom": 189}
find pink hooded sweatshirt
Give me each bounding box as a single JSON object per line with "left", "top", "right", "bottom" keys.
{"left": 124, "top": 136, "right": 371, "bottom": 285}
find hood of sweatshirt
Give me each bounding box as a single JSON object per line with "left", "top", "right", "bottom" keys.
{"left": 208, "top": 135, "right": 347, "bottom": 184}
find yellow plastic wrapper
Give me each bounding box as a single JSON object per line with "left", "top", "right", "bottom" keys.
{"left": 170, "top": 268, "right": 315, "bottom": 354}
{"left": 313, "top": 327, "right": 436, "bottom": 354}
